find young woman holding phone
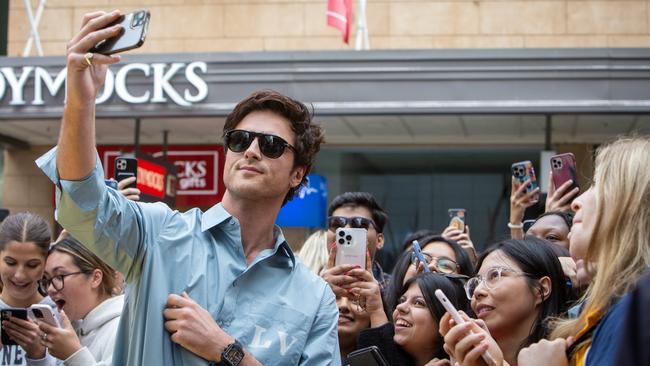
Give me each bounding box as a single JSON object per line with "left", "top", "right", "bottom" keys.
{"left": 349, "top": 271, "right": 469, "bottom": 366}
{"left": 440, "top": 238, "right": 569, "bottom": 366}
{"left": 33, "top": 237, "right": 123, "bottom": 366}
{"left": 0, "top": 212, "right": 56, "bottom": 366}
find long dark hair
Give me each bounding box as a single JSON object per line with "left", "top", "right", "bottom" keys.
{"left": 400, "top": 273, "right": 470, "bottom": 360}
{"left": 476, "top": 237, "right": 569, "bottom": 349}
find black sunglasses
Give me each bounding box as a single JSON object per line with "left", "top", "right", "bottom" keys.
{"left": 223, "top": 129, "right": 296, "bottom": 159}
{"left": 327, "top": 216, "right": 376, "bottom": 231}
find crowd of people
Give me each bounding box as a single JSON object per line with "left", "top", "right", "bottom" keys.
{"left": 0, "top": 9, "right": 648, "bottom": 366}
{"left": 296, "top": 136, "right": 650, "bottom": 366}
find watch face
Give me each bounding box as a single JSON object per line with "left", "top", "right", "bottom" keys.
{"left": 224, "top": 343, "right": 244, "bottom": 365}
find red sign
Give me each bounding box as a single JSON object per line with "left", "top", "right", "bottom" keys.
{"left": 137, "top": 159, "right": 167, "bottom": 199}
{"left": 98, "top": 145, "right": 225, "bottom": 207}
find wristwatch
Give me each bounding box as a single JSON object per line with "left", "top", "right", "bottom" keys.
{"left": 220, "top": 339, "right": 244, "bottom": 366}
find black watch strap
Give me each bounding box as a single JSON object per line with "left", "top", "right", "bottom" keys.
{"left": 220, "top": 339, "right": 245, "bottom": 366}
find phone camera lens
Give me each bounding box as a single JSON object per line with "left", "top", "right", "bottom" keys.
{"left": 338, "top": 231, "right": 344, "bottom": 237}
{"left": 132, "top": 11, "right": 145, "bottom": 27}
{"left": 32, "top": 309, "right": 43, "bottom": 318}
{"left": 338, "top": 238, "right": 345, "bottom": 245}
{"left": 345, "top": 235, "right": 352, "bottom": 241}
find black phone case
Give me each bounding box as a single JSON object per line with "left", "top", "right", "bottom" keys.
{"left": 345, "top": 346, "right": 390, "bottom": 366}
{"left": 90, "top": 10, "right": 150, "bottom": 55}
{"left": 1, "top": 309, "right": 28, "bottom": 346}
{"left": 115, "top": 157, "right": 138, "bottom": 189}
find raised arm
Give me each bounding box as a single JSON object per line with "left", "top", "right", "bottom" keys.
{"left": 57, "top": 10, "right": 123, "bottom": 180}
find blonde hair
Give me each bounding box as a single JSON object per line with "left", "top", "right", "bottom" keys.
{"left": 551, "top": 136, "right": 650, "bottom": 345}
{"left": 297, "top": 230, "right": 328, "bottom": 274}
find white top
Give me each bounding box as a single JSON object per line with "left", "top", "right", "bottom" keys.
{"left": 64, "top": 295, "right": 124, "bottom": 366}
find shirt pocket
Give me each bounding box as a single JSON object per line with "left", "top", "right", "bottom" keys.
{"left": 236, "top": 301, "right": 311, "bottom": 365}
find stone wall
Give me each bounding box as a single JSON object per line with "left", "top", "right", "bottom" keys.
{"left": 7, "top": 1, "right": 650, "bottom": 56}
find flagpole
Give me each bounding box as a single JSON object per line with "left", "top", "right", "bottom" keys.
{"left": 355, "top": 0, "right": 370, "bottom": 50}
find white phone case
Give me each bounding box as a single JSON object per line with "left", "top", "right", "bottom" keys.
{"left": 29, "top": 304, "right": 60, "bottom": 328}
{"left": 335, "top": 227, "right": 367, "bottom": 268}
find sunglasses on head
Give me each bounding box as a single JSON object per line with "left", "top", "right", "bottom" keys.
{"left": 223, "top": 129, "right": 296, "bottom": 159}
{"left": 327, "top": 216, "right": 376, "bottom": 231}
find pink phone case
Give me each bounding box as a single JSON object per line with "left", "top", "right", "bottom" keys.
{"left": 551, "top": 153, "right": 579, "bottom": 191}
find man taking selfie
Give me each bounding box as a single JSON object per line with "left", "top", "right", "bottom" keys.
{"left": 37, "top": 10, "right": 339, "bottom": 366}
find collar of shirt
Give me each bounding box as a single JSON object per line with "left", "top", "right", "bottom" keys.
{"left": 201, "top": 203, "right": 296, "bottom": 268}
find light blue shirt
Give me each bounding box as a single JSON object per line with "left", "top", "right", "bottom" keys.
{"left": 36, "top": 147, "right": 340, "bottom": 366}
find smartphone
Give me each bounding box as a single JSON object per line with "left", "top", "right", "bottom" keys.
{"left": 435, "top": 290, "right": 497, "bottom": 366}
{"left": 90, "top": 10, "right": 150, "bottom": 55}
{"left": 411, "top": 240, "right": 430, "bottom": 273}
{"left": 448, "top": 208, "right": 466, "bottom": 232}
{"left": 511, "top": 160, "right": 539, "bottom": 198}
{"left": 115, "top": 157, "right": 137, "bottom": 190}
{"left": 550, "top": 153, "right": 579, "bottom": 193}
{"left": 335, "top": 228, "right": 367, "bottom": 268}
{"left": 1, "top": 308, "right": 28, "bottom": 345}
{"left": 29, "top": 304, "right": 60, "bottom": 328}
{"left": 345, "top": 346, "right": 389, "bottom": 366}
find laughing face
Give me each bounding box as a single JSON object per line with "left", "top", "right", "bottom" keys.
{"left": 0, "top": 241, "right": 46, "bottom": 307}
{"left": 392, "top": 282, "right": 438, "bottom": 358}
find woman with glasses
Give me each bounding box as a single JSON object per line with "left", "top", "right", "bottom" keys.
{"left": 385, "top": 235, "right": 473, "bottom": 314}
{"left": 350, "top": 272, "right": 469, "bottom": 366}
{"left": 441, "top": 238, "right": 569, "bottom": 366}
{"left": 0, "top": 212, "right": 57, "bottom": 366}
{"left": 31, "top": 236, "right": 123, "bottom": 366}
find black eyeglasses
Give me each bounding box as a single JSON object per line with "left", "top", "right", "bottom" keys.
{"left": 327, "top": 216, "right": 376, "bottom": 231}
{"left": 223, "top": 129, "right": 296, "bottom": 159}
{"left": 41, "top": 271, "right": 87, "bottom": 291}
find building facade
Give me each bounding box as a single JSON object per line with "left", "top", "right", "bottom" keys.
{"left": 2, "top": 1, "right": 650, "bottom": 266}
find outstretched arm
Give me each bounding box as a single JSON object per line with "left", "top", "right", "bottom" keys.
{"left": 57, "top": 10, "right": 122, "bottom": 181}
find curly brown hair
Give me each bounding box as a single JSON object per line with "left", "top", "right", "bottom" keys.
{"left": 223, "top": 90, "right": 325, "bottom": 205}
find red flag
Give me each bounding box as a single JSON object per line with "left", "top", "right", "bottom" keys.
{"left": 327, "top": 0, "right": 353, "bottom": 44}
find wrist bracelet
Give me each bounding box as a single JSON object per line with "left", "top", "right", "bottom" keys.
{"left": 507, "top": 222, "right": 524, "bottom": 229}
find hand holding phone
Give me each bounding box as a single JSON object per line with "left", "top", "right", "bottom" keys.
{"left": 90, "top": 10, "right": 150, "bottom": 55}
{"left": 435, "top": 290, "right": 497, "bottom": 366}
{"left": 512, "top": 161, "right": 538, "bottom": 194}
{"left": 1, "top": 308, "right": 28, "bottom": 345}
{"left": 115, "top": 157, "right": 138, "bottom": 190}
{"left": 411, "top": 240, "right": 430, "bottom": 273}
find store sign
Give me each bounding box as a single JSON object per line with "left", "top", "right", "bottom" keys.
{"left": 0, "top": 61, "right": 208, "bottom": 107}
{"left": 136, "top": 158, "right": 169, "bottom": 199}
{"left": 98, "top": 145, "right": 225, "bottom": 207}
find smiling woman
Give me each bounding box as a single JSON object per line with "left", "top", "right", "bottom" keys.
{"left": 0, "top": 212, "right": 56, "bottom": 366}
{"left": 355, "top": 273, "right": 469, "bottom": 366}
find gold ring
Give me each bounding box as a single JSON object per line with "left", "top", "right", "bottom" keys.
{"left": 84, "top": 52, "right": 94, "bottom": 66}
